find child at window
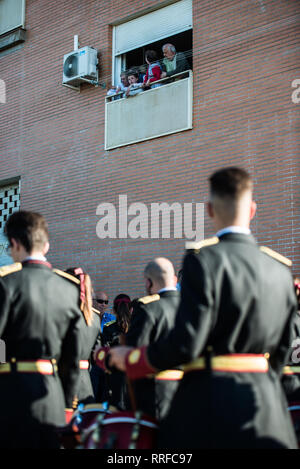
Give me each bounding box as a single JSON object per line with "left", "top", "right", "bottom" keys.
{"left": 142, "top": 50, "right": 162, "bottom": 89}
{"left": 125, "top": 71, "right": 143, "bottom": 97}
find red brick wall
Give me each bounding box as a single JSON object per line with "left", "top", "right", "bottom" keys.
{"left": 0, "top": 0, "right": 299, "bottom": 302}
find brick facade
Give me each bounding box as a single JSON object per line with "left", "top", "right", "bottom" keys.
{"left": 0, "top": 0, "right": 299, "bottom": 301}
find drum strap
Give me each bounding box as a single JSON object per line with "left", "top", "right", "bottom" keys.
{"left": 126, "top": 377, "right": 137, "bottom": 412}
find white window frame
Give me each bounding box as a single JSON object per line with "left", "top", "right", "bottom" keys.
{"left": 0, "top": 0, "right": 25, "bottom": 36}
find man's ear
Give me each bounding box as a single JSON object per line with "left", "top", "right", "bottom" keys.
{"left": 250, "top": 200, "right": 257, "bottom": 221}
{"left": 207, "top": 201, "right": 214, "bottom": 219}
{"left": 11, "top": 238, "right": 20, "bottom": 250}
{"left": 173, "top": 275, "right": 178, "bottom": 287}
{"left": 42, "top": 241, "right": 50, "bottom": 256}
{"left": 145, "top": 278, "right": 153, "bottom": 293}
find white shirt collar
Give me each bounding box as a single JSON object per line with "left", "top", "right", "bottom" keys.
{"left": 216, "top": 226, "right": 251, "bottom": 238}
{"left": 158, "top": 287, "right": 177, "bottom": 294}
{"left": 23, "top": 254, "right": 47, "bottom": 262}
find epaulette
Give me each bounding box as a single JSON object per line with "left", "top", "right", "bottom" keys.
{"left": 0, "top": 262, "right": 22, "bottom": 277}
{"left": 92, "top": 307, "right": 101, "bottom": 316}
{"left": 185, "top": 236, "right": 219, "bottom": 253}
{"left": 138, "top": 294, "right": 160, "bottom": 305}
{"left": 72, "top": 395, "right": 79, "bottom": 410}
{"left": 52, "top": 269, "right": 80, "bottom": 284}
{"left": 104, "top": 320, "right": 116, "bottom": 328}
{"left": 260, "top": 246, "right": 292, "bottom": 267}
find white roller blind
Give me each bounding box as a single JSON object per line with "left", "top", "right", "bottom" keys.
{"left": 0, "top": 0, "right": 25, "bottom": 35}
{"left": 114, "top": 0, "right": 192, "bottom": 56}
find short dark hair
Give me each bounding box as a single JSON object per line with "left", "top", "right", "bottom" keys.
{"left": 145, "top": 50, "right": 158, "bottom": 63}
{"left": 127, "top": 70, "right": 139, "bottom": 80}
{"left": 209, "top": 167, "right": 253, "bottom": 200}
{"left": 5, "top": 211, "right": 49, "bottom": 253}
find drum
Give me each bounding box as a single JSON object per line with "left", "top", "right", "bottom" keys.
{"left": 57, "top": 403, "right": 117, "bottom": 449}
{"left": 81, "top": 410, "right": 158, "bottom": 449}
{"left": 288, "top": 401, "right": 300, "bottom": 448}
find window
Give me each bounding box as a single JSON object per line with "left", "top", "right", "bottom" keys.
{"left": 0, "top": 180, "right": 20, "bottom": 266}
{"left": 105, "top": 0, "right": 193, "bottom": 150}
{"left": 112, "top": 0, "right": 192, "bottom": 84}
{"left": 124, "top": 29, "right": 192, "bottom": 79}
{"left": 0, "top": 0, "right": 26, "bottom": 53}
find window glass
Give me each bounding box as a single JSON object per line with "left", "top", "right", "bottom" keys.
{"left": 0, "top": 0, "right": 25, "bottom": 36}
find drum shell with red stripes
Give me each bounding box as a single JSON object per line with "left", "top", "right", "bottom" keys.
{"left": 57, "top": 405, "right": 111, "bottom": 449}
{"left": 288, "top": 402, "right": 300, "bottom": 448}
{"left": 83, "top": 411, "right": 158, "bottom": 449}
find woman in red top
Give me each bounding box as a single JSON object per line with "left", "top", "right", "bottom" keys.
{"left": 143, "top": 50, "right": 162, "bottom": 89}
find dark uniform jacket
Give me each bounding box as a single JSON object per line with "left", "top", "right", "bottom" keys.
{"left": 126, "top": 290, "right": 180, "bottom": 420}
{"left": 282, "top": 312, "right": 300, "bottom": 402}
{"left": 101, "top": 320, "right": 127, "bottom": 409}
{"left": 0, "top": 260, "right": 82, "bottom": 449}
{"left": 144, "top": 234, "right": 298, "bottom": 448}
{"left": 77, "top": 309, "right": 101, "bottom": 405}
{"left": 102, "top": 320, "right": 122, "bottom": 348}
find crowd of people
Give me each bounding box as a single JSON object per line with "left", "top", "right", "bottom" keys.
{"left": 107, "top": 43, "right": 190, "bottom": 100}
{"left": 0, "top": 167, "right": 299, "bottom": 449}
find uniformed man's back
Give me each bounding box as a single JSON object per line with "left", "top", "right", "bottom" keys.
{"left": 106, "top": 167, "right": 298, "bottom": 449}
{"left": 125, "top": 258, "right": 181, "bottom": 420}
{"left": 1, "top": 265, "right": 80, "bottom": 360}
{"left": 189, "top": 234, "right": 296, "bottom": 364}
{"left": 0, "top": 211, "right": 82, "bottom": 449}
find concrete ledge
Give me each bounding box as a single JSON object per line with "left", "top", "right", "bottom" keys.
{"left": 0, "top": 28, "right": 26, "bottom": 52}
{"left": 105, "top": 71, "right": 193, "bottom": 150}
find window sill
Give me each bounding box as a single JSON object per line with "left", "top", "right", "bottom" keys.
{"left": 0, "top": 27, "right": 26, "bottom": 53}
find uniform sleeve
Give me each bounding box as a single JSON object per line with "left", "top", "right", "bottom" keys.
{"left": 147, "top": 251, "right": 214, "bottom": 370}
{"left": 282, "top": 314, "right": 300, "bottom": 398}
{"left": 126, "top": 303, "right": 155, "bottom": 347}
{"left": 90, "top": 331, "right": 102, "bottom": 365}
{"left": 57, "top": 311, "right": 82, "bottom": 408}
{"left": 272, "top": 284, "right": 300, "bottom": 374}
{"left": 0, "top": 279, "right": 10, "bottom": 337}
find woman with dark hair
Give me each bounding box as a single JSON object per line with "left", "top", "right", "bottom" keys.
{"left": 142, "top": 50, "right": 162, "bottom": 89}
{"left": 65, "top": 267, "right": 101, "bottom": 406}
{"left": 101, "top": 294, "right": 132, "bottom": 408}
{"left": 102, "top": 294, "right": 132, "bottom": 346}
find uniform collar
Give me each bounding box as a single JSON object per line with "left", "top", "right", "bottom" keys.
{"left": 217, "top": 232, "right": 257, "bottom": 245}
{"left": 158, "top": 289, "right": 180, "bottom": 298}
{"left": 22, "top": 258, "right": 52, "bottom": 269}
{"left": 158, "top": 287, "right": 177, "bottom": 294}
{"left": 23, "top": 254, "right": 47, "bottom": 262}
{"left": 216, "top": 226, "right": 251, "bottom": 238}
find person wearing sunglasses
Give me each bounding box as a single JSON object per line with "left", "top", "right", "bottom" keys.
{"left": 90, "top": 291, "right": 115, "bottom": 402}
{"left": 93, "top": 292, "right": 115, "bottom": 333}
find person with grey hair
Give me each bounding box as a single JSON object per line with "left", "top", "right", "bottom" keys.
{"left": 160, "top": 43, "right": 190, "bottom": 79}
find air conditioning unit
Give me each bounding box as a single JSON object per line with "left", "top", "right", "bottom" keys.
{"left": 63, "top": 46, "right": 98, "bottom": 87}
